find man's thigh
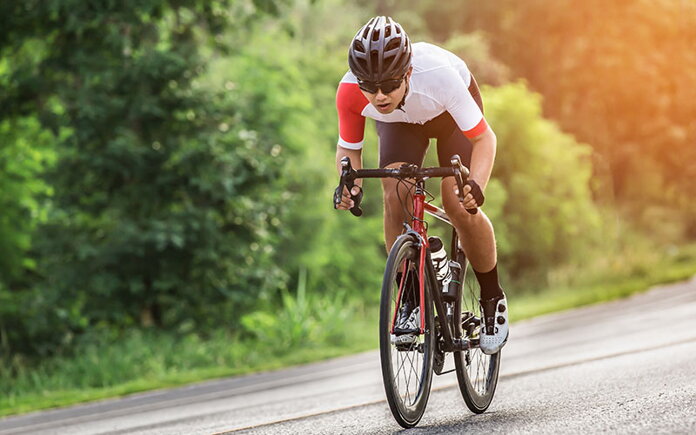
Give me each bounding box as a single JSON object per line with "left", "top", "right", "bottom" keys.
{"left": 437, "top": 129, "right": 473, "bottom": 169}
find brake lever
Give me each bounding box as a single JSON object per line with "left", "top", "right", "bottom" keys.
{"left": 450, "top": 155, "right": 477, "bottom": 215}
{"left": 336, "top": 157, "right": 363, "bottom": 217}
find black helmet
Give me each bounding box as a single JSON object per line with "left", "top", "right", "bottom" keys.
{"left": 348, "top": 16, "right": 412, "bottom": 82}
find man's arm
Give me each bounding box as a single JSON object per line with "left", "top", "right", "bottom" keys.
{"left": 456, "top": 127, "right": 496, "bottom": 210}
{"left": 468, "top": 128, "right": 497, "bottom": 192}
{"left": 440, "top": 68, "right": 497, "bottom": 193}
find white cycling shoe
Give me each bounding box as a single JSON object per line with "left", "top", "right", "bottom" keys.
{"left": 479, "top": 293, "right": 509, "bottom": 355}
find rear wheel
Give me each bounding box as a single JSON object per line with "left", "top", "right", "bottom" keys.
{"left": 379, "top": 234, "right": 435, "bottom": 428}
{"left": 453, "top": 248, "right": 501, "bottom": 413}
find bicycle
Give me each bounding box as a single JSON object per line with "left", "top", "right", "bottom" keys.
{"left": 333, "top": 155, "right": 501, "bottom": 428}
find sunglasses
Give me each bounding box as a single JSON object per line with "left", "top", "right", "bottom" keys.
{"left": 357, "top": 76, "right": 405, "bottom": 94}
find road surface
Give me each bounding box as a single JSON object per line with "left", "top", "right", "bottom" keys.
{"left": 1, "top": 276, "right": 695, "bottom": 434}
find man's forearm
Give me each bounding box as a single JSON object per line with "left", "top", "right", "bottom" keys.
{"left": 468, "top": 128, "right": 497, "bottom": 191}
{"left": 335, "top": 146, "right": 363, "bottom": 186}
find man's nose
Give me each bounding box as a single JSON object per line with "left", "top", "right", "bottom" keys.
{"left": 375, "top": 89, "right": 387, "bottom": 99}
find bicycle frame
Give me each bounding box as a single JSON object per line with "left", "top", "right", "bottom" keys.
{"left": 390, "top": 179, "right": 471, "bottom": 353}
{"left": 336, "top": 156, "right": 474, "bottom": 352}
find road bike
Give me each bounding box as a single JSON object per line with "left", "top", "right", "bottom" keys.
{"left": 334, "top": 155, "right": 501, "bottom": 428}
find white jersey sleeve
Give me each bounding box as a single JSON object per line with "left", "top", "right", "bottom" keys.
{"left": 438, "top": 67, "right": 488, "bottom": 138}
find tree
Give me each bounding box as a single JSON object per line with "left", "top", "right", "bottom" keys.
{"left": 0, "top": 0, "right": 294, "bottom": 355}
{"left": 427, "top": 0, "right": 696, "bottom": 227}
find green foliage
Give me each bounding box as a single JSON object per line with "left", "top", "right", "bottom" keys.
{"left": 441, "top": 32, "right": 510, "bottom": 86}
{"left": 484, "top": 83, "right": 601, "bottom": 283}
{"left": 0, "top": 0, "right": 298, "bottom": 355}
{"left": 417, "top": 0, "right": 696, "bottom": 230}
{"left": 0, "top": 118, "right": 54, "bottom": 283}
{"left": 212, "top": 0, "right": 386, "bottom": 304}
{"left": 0, "top": 0, "right": 388, "bottom": 359}
{"left": 0, "top": 118, "right": 57, "bottom": 356}
{"left": 241, "top": 267, "right": 358, "bottom": 349}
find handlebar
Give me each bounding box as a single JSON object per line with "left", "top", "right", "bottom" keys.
{"left": 333, "top": 155, "right": 478, "bottom": 217}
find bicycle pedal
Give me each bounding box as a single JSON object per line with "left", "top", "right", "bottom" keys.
{"left": 391, "top": 333, "right": 418, "bottom": 346}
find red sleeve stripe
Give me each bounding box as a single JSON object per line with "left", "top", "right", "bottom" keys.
{"left": 462, "top": 117, "right": 488, "bottom": 139}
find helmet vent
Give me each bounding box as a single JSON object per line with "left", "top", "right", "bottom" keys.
{"left": 353, "top": 40, "right": 365, "bottom": 53}
{"left": 385, "top": 38, "right": 400, "bottom": 52}
{"left": 383, "top": 54, "right": 396, "bottom": 72}
{"left": 370, "top": 51, "right": 380, "bottom": 69}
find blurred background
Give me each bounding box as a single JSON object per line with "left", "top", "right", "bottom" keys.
{"left": 1, "top": 0, "right": 695, "bottom": 415}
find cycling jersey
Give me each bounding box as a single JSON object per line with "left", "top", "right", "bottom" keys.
{"left": 336, "top": 42, "right": 488, "bottom": 150}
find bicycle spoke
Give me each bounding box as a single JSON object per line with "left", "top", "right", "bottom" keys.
{"left": 389, "top": 317, "right": 428, "bottom": 409}
{"left": 455, "top": 272, "right": 500, "bottom": 412}
{"left": 406, "top": 349, "right": 420, "bottom": 404}
{"left": 380, "top": 237, "right": 435, "bottom": 426}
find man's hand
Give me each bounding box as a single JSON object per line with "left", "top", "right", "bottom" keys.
{"left": 454, "top": 179, "right": 485, "bottom": 211}
{"left": 336, "top": 185, "right": 362, "bottom": 210}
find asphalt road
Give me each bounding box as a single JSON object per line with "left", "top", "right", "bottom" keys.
{"left": 1, "top": 276, "right": 695, "bottom": 434}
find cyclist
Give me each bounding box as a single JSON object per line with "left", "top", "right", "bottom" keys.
{"left": 334, "top": 16, "right": 508, "bottom": 354}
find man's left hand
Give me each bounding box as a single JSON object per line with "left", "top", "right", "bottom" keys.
{"left": 454, "top": 179, "right": 485, "bottom": 210}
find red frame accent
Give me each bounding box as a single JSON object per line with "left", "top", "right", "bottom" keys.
{"left": 390, "top": 262, "right": 408, "bottom": 334}
{"left": 413, "top": 192, "right": 428, "bottom": 334}
{"left": 423, "top": 202, "right": 438, "bottom": 215}
{"left": 390, "top": 190, "right": 452, "bottom": 336}
{"left": 389, "top": 191, "right": 430, "bottom": 335}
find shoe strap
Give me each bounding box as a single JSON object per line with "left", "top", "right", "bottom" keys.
{"left": 479, "top": 296, "right": 502, "bottom": 331}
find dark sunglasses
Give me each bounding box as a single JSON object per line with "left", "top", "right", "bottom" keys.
{"left": 357, "top": 76, "right": 405, "bottom": 94}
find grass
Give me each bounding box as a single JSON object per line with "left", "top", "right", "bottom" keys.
{"left": 1, "top": 244, "right": 695, "bottom": 418}
{"left": 513, "top": 243, "right": 696, "bottom": 321}
{"left": 0, "top": 328, "right": 378, "bottom": 417}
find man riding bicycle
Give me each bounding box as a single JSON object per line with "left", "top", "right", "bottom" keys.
{"left": 334, "top": 16, "right": 508, "bottom": 354}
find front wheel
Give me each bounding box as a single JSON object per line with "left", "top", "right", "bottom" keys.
{"left": 379, "top": 234, "right": 435, "bottom": 428}
{"left": 453, "top": 251, "right": 501, "bottom": 413}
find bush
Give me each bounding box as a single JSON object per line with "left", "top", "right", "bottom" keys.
{"left": 483, "top": 82, "right": 601, "bottom": 285}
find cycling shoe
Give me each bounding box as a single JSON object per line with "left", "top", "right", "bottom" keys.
{"left": 394, "top": 304, "right": 420, "bottom": 335}
{"left": 479, "top": 293, "right": 509, "bottom": 355}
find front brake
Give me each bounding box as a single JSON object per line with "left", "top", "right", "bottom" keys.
{"left": 450, "top": 155, "right": 477, "bottom": 215}
{"left": 334, "top": 156, "right": 363, "bottom": 217}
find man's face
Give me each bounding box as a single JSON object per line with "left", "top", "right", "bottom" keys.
{"left": 359, "top": 67, "right": 412, "bottom": 114}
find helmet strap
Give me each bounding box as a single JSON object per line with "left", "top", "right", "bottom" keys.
{"left": 397, "top": 81, "right": 409, "bottom": 112}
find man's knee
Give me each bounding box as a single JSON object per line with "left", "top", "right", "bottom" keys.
{"left": 444, "top": 200, "right": 479, "bottom": 227}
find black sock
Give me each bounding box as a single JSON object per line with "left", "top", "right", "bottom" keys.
{"left": 474, "top": 264, "right": 504, "bottom": 300}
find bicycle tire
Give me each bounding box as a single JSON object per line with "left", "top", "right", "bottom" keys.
{"left": 379, "top": 233, "right": 435, "bottom": 428}
{"left": 453, "top": 248, "right": 501, "bottom": 413}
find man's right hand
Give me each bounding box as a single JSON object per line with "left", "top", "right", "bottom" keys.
{"left": 336, "top": 185, "right": 362, "bottom": 210}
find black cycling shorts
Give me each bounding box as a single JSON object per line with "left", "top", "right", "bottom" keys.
{"left": 377, "top": 74, "right": 484, "bottom": 170}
